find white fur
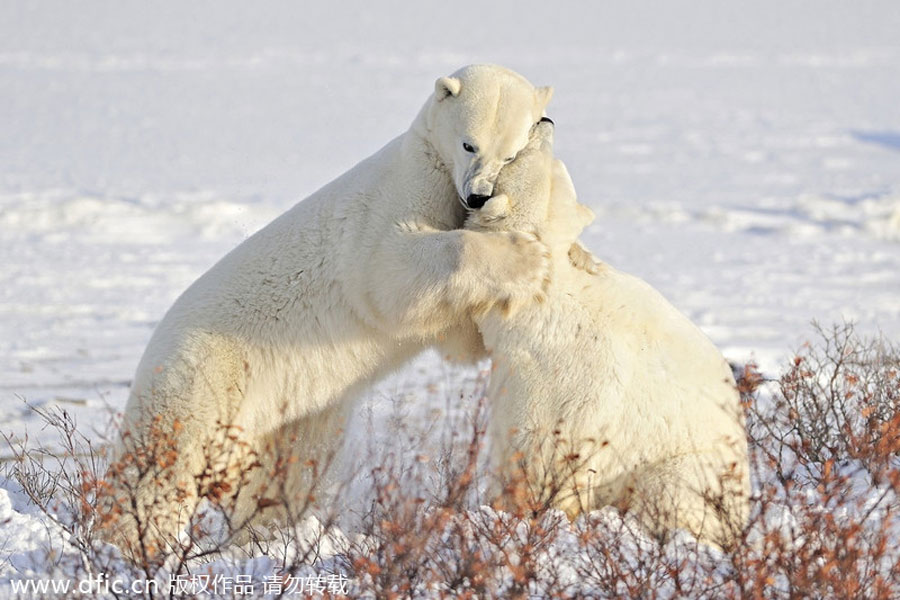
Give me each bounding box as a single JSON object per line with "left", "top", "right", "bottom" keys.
{"left": 466, "top": 123, "right": 750, "bottom": 547}
{"left": 109, "top": 65, "right": 555, "bottom": 550}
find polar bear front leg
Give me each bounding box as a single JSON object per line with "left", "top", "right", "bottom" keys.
{"left": 360, "top": 224, "right": 549, "bottom": 339}
{"left": 455, "top": 229, "right": 551, "bottom": 312}
{"left": 400, "top": 227, "right": 551, "bottom": 320}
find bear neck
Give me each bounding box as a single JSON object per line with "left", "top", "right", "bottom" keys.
{"left": 384, "top": 97, "right": 464, "bottom": 229}
{"left": 408, "top": 100, "right": 445, "bottom": 166}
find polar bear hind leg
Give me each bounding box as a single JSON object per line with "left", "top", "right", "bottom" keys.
{"left": 228, "top": 400, "right": 352, "bottom": 538}
{"left": 104, "top": 335, "right": 254, "bottom": 558}
{"left": 607, "top": 454, "right": 748, "bottom": 549}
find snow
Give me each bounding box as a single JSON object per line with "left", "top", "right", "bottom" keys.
{"left": 1, "top": 0, "right": 899, "bottom": 595}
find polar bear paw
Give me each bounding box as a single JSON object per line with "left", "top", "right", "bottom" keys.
{"left": 463, "top": 230, "right": 551, "bottom": 317}
{"left": 568, "top": 240, "right": 605, "bottom": 275}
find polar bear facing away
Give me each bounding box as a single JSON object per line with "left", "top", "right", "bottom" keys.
{"left": 466, "top": 122, "right": 750, "bottom": 547}
{"left": 108, "top": 65, "right": 558, "bottom": 555}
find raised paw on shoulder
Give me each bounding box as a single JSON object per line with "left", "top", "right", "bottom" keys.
{"left": 568, "top": 240, "right": 604, "bottom": 275}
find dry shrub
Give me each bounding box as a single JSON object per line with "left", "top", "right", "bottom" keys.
{"left": 3, "top": 322, "right": 899, "bottom": 598}
{"left": 732, "top": 322, "right": 900, "bottom": 599}
{"left": 342, "top": 323, "right": 900, "bottom": 598}
{"left": 343, "top": 393, "right": 576, "bottom": 599}
{"left": 2, "top": 405, "right": 342, "bottom": 598}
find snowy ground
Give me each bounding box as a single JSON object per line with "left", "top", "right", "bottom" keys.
{"left": 1, "top": 0, "right": 899, "bottom": 595}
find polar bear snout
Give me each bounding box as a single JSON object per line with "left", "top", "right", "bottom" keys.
{"left": 461, "top": 166, "right": 497, "bottom": 204}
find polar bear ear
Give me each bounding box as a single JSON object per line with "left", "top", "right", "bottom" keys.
{"left": 535, "top": 86, "right": 554, "bottom": 112}
{"left": 434, "top": 76, "right": 462, "bottom": 101}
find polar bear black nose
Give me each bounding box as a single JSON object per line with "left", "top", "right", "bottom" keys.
{"left": 466, "top": 194, "right": 491, "bottom": 209}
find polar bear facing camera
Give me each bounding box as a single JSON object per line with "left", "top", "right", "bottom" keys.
{"left": 107, "top": 65, "right": 560, "bottom": 556}
{"left": 466, "top": 121, "right": 750, "bottom": 547}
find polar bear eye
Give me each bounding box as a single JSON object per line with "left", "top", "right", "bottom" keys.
{"left": 503, "top": 156, "right": 515, "bottom": 164}
{"left": 462, "top": 142, "right": 476, "bottom": 153}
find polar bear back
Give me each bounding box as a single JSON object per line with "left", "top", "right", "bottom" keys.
{"left": 482, "top": 260, "right": 742, "bottom": 463}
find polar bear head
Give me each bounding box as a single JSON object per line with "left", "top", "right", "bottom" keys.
{"left": 466, "top": 119, "right": 594, "bottom": 251}
{"left": 424, "top": 64, "right": 553, "bottom": 209}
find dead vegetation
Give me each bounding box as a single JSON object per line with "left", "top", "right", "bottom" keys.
{"left": 2, "top": 322, "right": 899, "bottom": 598}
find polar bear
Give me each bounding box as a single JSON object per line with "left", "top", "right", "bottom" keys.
{"left": 466, "top": 121, "right": 750, "bottom": 547}
{"left": 106, "top": 65, "right": 561, "bottom": 556}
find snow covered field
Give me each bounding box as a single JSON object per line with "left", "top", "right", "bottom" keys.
{"left": 1, "top": 1, "right": 899, "bottom": 595}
